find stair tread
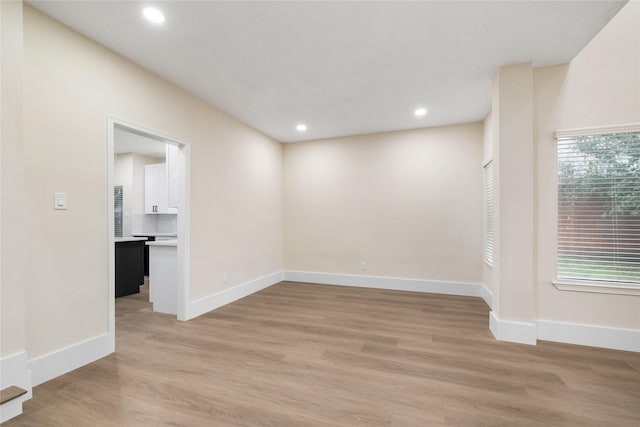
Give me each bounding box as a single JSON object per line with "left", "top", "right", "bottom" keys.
{"left": 0, "top": 386, "right": 27, "bottom": 405}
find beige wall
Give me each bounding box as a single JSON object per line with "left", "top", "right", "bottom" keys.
{"left": 534, "top": 0, "right": 640, "bottom": 329}
{"left": 13, "top": 0, "right": 639, "bottom": 369}
{"left": 492, "top": 62, "right": 536, "bottom": 323}
{"left": 23, "top": 6, "right": 283, "bottom": 359}
{"left": 283, "top": 123, "right": 484, "bottom": 285}
{"left": 1, "top": 0, "right": 26, "bottom": 358}
{"left": 482, "top": 110, "right": 494, "bottom": 165}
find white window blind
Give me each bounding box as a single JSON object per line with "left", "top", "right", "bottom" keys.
{"left": 484, "top": 161, "right": 494, "bottom": 267}
{"left": 557, "top": 131, "right": 640, "bottom": 284}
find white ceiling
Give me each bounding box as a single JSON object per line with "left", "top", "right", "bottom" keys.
{"left": 114, "top": 125, "right": 166, "bottom": 158}
{"left": 30, "top": 1, "right": 626, "bottom": 143}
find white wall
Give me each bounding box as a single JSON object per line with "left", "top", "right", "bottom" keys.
{"left": 284, "top": 123, "right": 483, "bottom": 285}
{"left": 114, "top": 153, "right": 163, "bottom": 237}
{"left": 534, "top": 0, "right": 640, "bottom": 329}
{"left": 23, "top": 6, "right": 283, "bottom": 360}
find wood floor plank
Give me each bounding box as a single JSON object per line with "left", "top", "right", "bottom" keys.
{"left": 5, "top": 281, "right": 639, "bottom": 426}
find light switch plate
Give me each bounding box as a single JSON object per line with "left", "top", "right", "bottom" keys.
{"left": 54, "top": 192, "right": 67, "bottom": 210}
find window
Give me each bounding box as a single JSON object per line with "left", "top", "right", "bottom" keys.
{"left": 484, "top": 160, "right": 494, "bottom": 267}
{"left": 114, "top": 186, "right": 123, "bottom": 238}
{"left": 557, "top": 130, "right": 640, "bottom": 285}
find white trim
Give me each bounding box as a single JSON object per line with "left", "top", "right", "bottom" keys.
{"left": 107, "top": 115, "right": 192, "bottom": 333}
{"left": 555, "top": 122, "right": 640, "bottom": 138}
{"left": 537, "top": 320, "right": 640, "bottom": 353}
{"left": 177, "top": 141, "right": 191, "bottom": 320}
{"left": 489, "top": 311, "right": 537, "bottom": 345}
{"left": 188, "top": 271, "right": 284, "bottom": 320}
{"left": 553, "top": 280, "right": 640, "bottom": 296}
{"left": 0, "top": 352, "right": 32, "bottom": 423}
{"left": 28, "top": 333, "right": 110, "bottom": 387}
{"left": 0, "top": 398, "right": 23, "bottom": 423}
{"left": 106, "top": 117, "right": 116, "bottom": 352}
{"left": 284, "top": 270, "right": 484, "bottom": 298}
{"left": 480, "top": 285, "right": 493, "bottom": 309}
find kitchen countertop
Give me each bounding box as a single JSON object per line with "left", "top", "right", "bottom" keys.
{"left": 132, "top": 232, "right": 178, "bottom": 237}
{"left": 115, "top": 237, "right": 148, "bottom": 243}
{"left": 146, "top": 239, "right": 178, "bottom": 247}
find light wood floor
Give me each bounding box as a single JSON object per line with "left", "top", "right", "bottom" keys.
{"left": 6, "top": 281, "right": 640, "bottom": 426}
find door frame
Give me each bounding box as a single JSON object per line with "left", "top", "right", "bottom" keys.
{"left": 107, "top": 115, "right": 191, "bottom": 351}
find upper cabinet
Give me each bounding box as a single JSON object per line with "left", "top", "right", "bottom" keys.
{"left": 144, "top": 144, "right": 180, "bottom": 214}
{"left": 145, "top": 163, "right": 168, "bottom": 214}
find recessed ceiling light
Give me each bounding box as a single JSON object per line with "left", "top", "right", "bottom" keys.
{"left": 414, "top": 108, "right": 427, "bottom": 117}
{"left": 296, "top": 123, "right": 307, "bottom": 132}
{"left": 143, "top": 7, "right": 165, "bottom": 24}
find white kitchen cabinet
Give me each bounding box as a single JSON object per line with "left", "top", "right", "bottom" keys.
{"left": 146, "top": 240, "right": 177, "bottom": 315}
{"left": 144, "top": 163, "right": 168, "bottom": 214}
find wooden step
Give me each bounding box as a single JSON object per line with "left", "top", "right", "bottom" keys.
{"left": 0, "top": 386, "right": 27, "bottom": 405}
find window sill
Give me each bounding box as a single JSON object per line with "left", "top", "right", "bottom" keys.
{"left": 553, "top": 280, "right": 640, "bottom": 296}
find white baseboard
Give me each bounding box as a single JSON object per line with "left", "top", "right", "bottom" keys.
{"left": 480, "top": 285, "right": 493, "bottom": 309}
{"left": 0, "top": 398, "right": 23, "bottom": 424}
{"left": 188, "top": 271, "right": 284, "bottom": 319}
{"left": 283, "top": 270, "right": 485, "bottom": 298}
{"left": 489, "top": 311, "right": 537, "bottom": 345}
{"left": 537, "top": 320, "right": 640, "bottom": 352}
{"left": 0, "top": 351, "right": 32, "bottom": 423}
{"left": 28, "top": 333, "right": 112, "bottom": 387}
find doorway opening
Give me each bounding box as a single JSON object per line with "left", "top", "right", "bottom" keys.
{"left": 107, "top": 116, "right": 190, "bottom": 350}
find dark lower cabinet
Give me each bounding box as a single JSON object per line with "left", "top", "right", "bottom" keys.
{"left": 115, "top": 240, "right": 145, "bottom": 298}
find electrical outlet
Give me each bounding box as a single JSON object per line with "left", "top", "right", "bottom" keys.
{"left": 222, "top": 272, "right": 228, "bottom": 283}
{"left": 360, "top": 261, "right": 367, "bottom": 271}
